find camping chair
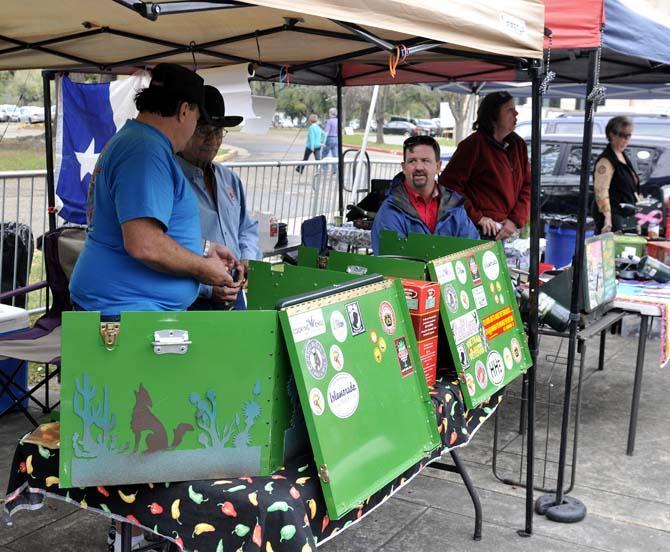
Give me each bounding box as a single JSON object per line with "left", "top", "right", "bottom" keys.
{"left": 0, "top": 226, "right": 85, "bottom": 426}
{"left": 283, "top": 215, "right": 328, "bottom": 265}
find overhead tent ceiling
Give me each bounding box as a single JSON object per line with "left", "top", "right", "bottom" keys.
{"left": 0, "top": 0, "right": 544, "bottom": 84}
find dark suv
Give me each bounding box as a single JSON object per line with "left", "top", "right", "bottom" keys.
{"left": 537, "top": 134, "right": 670, "bottom": 216}
{"left": 517, "top": 112, "right": 670, "bottom": 140}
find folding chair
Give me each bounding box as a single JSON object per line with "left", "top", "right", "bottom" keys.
{"left": 0, "top": 226, "right": 85, "bottom": 426}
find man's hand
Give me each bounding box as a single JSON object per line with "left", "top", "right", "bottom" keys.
{"left": 211, "top": 281, "right": 242, "bottom": 304}
{"left": 495, "top": 219, "right": 517, "bottom": 241}
{"left": 478, "top": 216, "right": 499, "bottom": 237}
{"left": 602, "top": 212, "right": 612, "bottom": 233}
{"left": 209, "top": 242, "right": 237, "bottom": 267}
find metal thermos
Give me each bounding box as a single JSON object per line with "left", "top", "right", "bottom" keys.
{"left": 637, "top": 255, "right": 670, "bottom": 283}
{"left": 520, "top": 288, "right": 571, "bottom": 332}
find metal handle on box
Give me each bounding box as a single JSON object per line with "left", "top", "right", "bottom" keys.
{"left": 152, "top": 329, "right": 191, "bottom": 355}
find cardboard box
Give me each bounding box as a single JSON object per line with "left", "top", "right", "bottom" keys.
{"left": 647, "top": 241, "right": 670, "bottom": 265}
{"left": 401, "top": 279, "right": 440, "bottom": 314}
{"left": 417, "top": 337, "right": 438, "bottom": 386}
{"left": 411, "top": 311, "right": 440, "bottom": 341}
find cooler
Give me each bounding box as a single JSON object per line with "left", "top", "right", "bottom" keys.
{"left": 0, "top": 304, "right": 30, "bottom": 415}
{"left": 646, "top": 241, "right": 670, "bottom": 265}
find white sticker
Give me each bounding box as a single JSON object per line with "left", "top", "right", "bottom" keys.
{"left": 327, "top": 372, "right": 360, "bottom": 419}
{"left": 450, "top": 310, "right": 480, "bottom": 345}
{"left": 500, "top": 13, "right": 528, "bottom": 38}
{"left": 482, "top": 250, "right": 500, "bottom": 280}
{"left": 487, "top": 351, "right": 505, "bottom": 386}
{"left": 330, "top": 310, "right": 348, "bottom": 343}
{"left": 289, "top": 309, "right": 326, "bottom": 342}
{"left": 434, "top": 261, "right": 456, "bottom": 284}
{"left": 503, "top": 347, "right": 514, "bottom": 370}
{"left": 511, "top": 338, "right": 522, "bottom": 363}
{"left": 309, "top": 388, "right": 325, "bottom": 416}
{"left": 345, "top": 301, "right": 365, "bottom": 336}
{"left": 457, "top": 343, "right": 469, "bottom": 368}
{"left": 444, "top": 284, "right": 459, "bottom": 313}
{"left": 329, "top": 344, "right": 344, "bottom": 371}
{"left": 499, "top": 293, "right": 505, "bottom": 305}
{"left": 472, "top": 286, "right": 488, "bottom": 309}
{"left": 304, "top": 339, "right": 327, "bottom": 380}
{"left": 475, "top": 361, "right": 488, "bottom": 389}
{"left": 379, "top": 301, "right": 397, "bottom": 335}
{"left": 455, "top": 261, "right": 468, "bottom": 285}
{"left": 460, "top": 290, "right": 470, "bottom": 310}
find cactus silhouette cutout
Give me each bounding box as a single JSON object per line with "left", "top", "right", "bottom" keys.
{"left": 130, "top": 384, "right": 193, "bottom": 453}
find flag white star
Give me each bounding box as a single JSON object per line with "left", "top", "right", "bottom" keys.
{"left": 74, "top": 139, "right": 99, "bottom": 181}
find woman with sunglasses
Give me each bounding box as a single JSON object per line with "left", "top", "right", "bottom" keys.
{"left": 592, "top": 116, "right": 639, "bottom": 233}
{"left": 439, "top": 91, "right": 530, "bottom": 240}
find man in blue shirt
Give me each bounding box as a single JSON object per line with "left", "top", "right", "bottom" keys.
{"left": 70, "top": 64, "right": 241, "bottom": 316}
{"left": 178, "top": 85, "right": 260, "bottom": 309}
{"left": 371, "top": 136, "right": 479, "bottom": 254}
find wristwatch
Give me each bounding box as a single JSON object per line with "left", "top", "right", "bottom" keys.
{"left": 202, "top": 239, "right": 211, "bottom": 257}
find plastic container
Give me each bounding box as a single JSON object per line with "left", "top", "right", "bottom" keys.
{"left": 614, "top": 234, "right": 647, "bottom": 259}
{"left": 544, "top": 220, "right": 594, "bottom": 268}
{"left": 0, "top": 303, "right": 30, "bottom": 415}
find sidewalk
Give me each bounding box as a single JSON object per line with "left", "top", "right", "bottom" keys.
{"left": 1, "top": 328, "right": 669, "bottom": 551}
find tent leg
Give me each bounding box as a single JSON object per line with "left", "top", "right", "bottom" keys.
{"left": 42, "top": 71, "right": 57, "bottom": 233}
{"left": 536, "top": 48, "right": 600, "bottom": 526}
{"left": 336, "top": 72, "right": 344, "bottom": 218}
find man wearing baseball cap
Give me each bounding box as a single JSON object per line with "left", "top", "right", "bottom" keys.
{"left": 178, "top": 85, "right": 259, "bottom": 309}
{"left": 70, "top": 63, "right": 242, "bottom": 316}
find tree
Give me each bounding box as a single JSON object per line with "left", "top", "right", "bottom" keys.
{"left": 443, "top": 91, "right": 474, "bottom": 144}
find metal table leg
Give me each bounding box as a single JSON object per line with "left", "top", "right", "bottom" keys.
{"left": 598, "top": 329, "right": 607, "bottom": 371}
{"left": 627, "top": 314, "right": 650, "bottom": 456}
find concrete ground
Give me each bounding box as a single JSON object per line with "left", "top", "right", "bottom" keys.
{"left": 1, "top": 317, "right": 669, "bottom": 551}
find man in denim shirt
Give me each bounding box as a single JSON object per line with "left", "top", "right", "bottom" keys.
{"left": 178, "top": 86, "right": 260, "bottom": 309}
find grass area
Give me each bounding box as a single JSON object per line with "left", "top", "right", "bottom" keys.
{"left": 342, "top": 133, "right": 455, "bottom": 151}
{"left": 0, "top": 135, "right": 46, "bottom": 171}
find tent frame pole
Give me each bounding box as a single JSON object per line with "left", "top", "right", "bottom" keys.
{"left": 42, "top": 70, "right": 57, "bottom": 233}
{"left": 536, "top": 48, "right": 599, "bottom": 524}
{"left": 336, "top": 71, "right": 344, "bottom": 218}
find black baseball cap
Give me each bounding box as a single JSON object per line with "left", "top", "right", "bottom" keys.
{"left": 149, "top": 63, "right": 210, "bottom": 122}
{"left": 201, "top": 85, "right": 243, "bottom": 128}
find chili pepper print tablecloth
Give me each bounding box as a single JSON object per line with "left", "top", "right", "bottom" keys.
{"left": 615, "top": 280, "right": 670, "bottom": 368}
{"left": 3, "top": 380, "right": 502, "bottom": 552}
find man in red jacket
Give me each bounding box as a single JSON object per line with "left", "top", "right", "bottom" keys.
{"left": 439, "top": 91, "right": 530, "bottom": 240}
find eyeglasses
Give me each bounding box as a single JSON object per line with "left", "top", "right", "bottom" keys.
{"left": 195, "top": 126, "right": 227, "bottom": 139}
{"left": 614, "top": 131, "right": 632, "bottom": 139}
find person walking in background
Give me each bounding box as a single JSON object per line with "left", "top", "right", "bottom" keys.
{"left": 321, "top": 107, "right": 339, "bottom": 174}
{"left": 296, "top": 113, "right": 326, "bottom": 174}
{"left": 439, "top": 91, "right": 530, "bottom": 240}
{"left": 592, "top": 116, "right": 639, "bottom": 233}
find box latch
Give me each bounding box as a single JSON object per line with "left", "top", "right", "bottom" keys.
{"left": 318, "top": 464, "right": 330, "bottom": 484}
{"left": 152, "top": 329, "right": 191, "bottom": 355}
{"left": 100, "top": 322, "right": 120, "bottom": 351}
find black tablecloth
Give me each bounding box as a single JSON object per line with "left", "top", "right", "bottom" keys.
{"left": 3, "top": 380, "right": 502, "bottom": 551}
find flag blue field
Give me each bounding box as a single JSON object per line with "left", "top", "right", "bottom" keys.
{"left": 54, "top": 72, "right": 149, "bottom": 224}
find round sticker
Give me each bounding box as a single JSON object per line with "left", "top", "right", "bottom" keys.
{"left": 444, "top": 284, "right": 458, "bottom": 313}
{"left": 486, "top": 351, "right": 505, "bottom": 386}
{"left": 494, "top": 295, "right": 500, "bottom": 304}
{"left": 379, "top": 301, "right": 397, "bottom": 335}
{"left": 489, "top": 282, "right": 495, "bottom": 293}
{"left": 499, "top": 293, "right": 505, "bottom": 305}
{"left": 373, "top": 347, "right": 382, "bottom": 363}
{"left": 475, "top": 361, "right": 487, "bottom": 389}
{"left": 495, "top": 281, "right": 502, "bottom": 292}
{"left": 378, "top": 337, "right": 387, "bottom": 353}
{"left": 455, "top": 261, "right": 468, "bottom": 285}
{"left": 309, "top": 388, "right": 325, "bottom": 416}
{"left": 511, "top": 338, "right": 522, "bottom": 363}
{"left": 370, "top": 330, "right": 378, "bottom": 344}
{"left": 503, "top": 347, "right": 513, "bottom": 370}
{"left": 482, "top": 250, "right": 500, "bottom": 280}
{"left": 460, "top": 290, "right": 470, "bottom": 310}
{"left": 329, "top": 344, "right": 344, "bottom": 371}
{"left": 304, "top": 339, "right": 327, "bottom": 380}
{"left": 327, "top": 372, "right": 359, "bottom": 419}
{"left": 330, "top": 311, "right": 348, "bottom": 343}
{"left": 465, "top": 373, "right": 476, "bottom": 397}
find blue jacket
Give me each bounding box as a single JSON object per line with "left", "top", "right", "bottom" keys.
{"left": 371, "top": 172, "right": 479, "bottom": 254}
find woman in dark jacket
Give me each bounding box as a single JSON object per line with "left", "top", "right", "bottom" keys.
{"left": 592, "top": 116, "right": 639, "bottom": 233}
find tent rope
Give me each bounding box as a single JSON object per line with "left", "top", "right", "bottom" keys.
{"left": 189, "top": 41, "right": 198, "bottom": 71}
{"left": 388, "top": 44, "right": 408, "bottom": 78}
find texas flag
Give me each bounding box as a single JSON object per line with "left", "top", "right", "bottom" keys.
{"left": 54, "top": 72, "right": 150, "bottom": 224}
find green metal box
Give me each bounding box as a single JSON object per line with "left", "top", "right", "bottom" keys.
{"left": 59, "top": 310, "right": 293, "bottom": 488}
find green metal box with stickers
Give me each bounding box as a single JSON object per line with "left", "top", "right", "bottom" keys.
{"left": 427, "top": 241, "right": 532, "bottom": 409}
{"left": 59, "top": 310, "right": 294, "bottom": 488}
{"left": 278, "top": 276, "right": 441, "bottom": 519}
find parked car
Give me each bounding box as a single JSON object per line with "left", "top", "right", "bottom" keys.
{"left": 383, "top": 120, "right": 419, "bottom": 136}
{"left": 516, "top": 112, "right": 670, "bottom": 140}
{"left": 8, "top": 105, "right": 21, "bottom": 122}
{"left": 535, "top": 134, "right": 670, "bottom": 216}
{"left": 415, "top": 118, "right": 440, "bottom": 136}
